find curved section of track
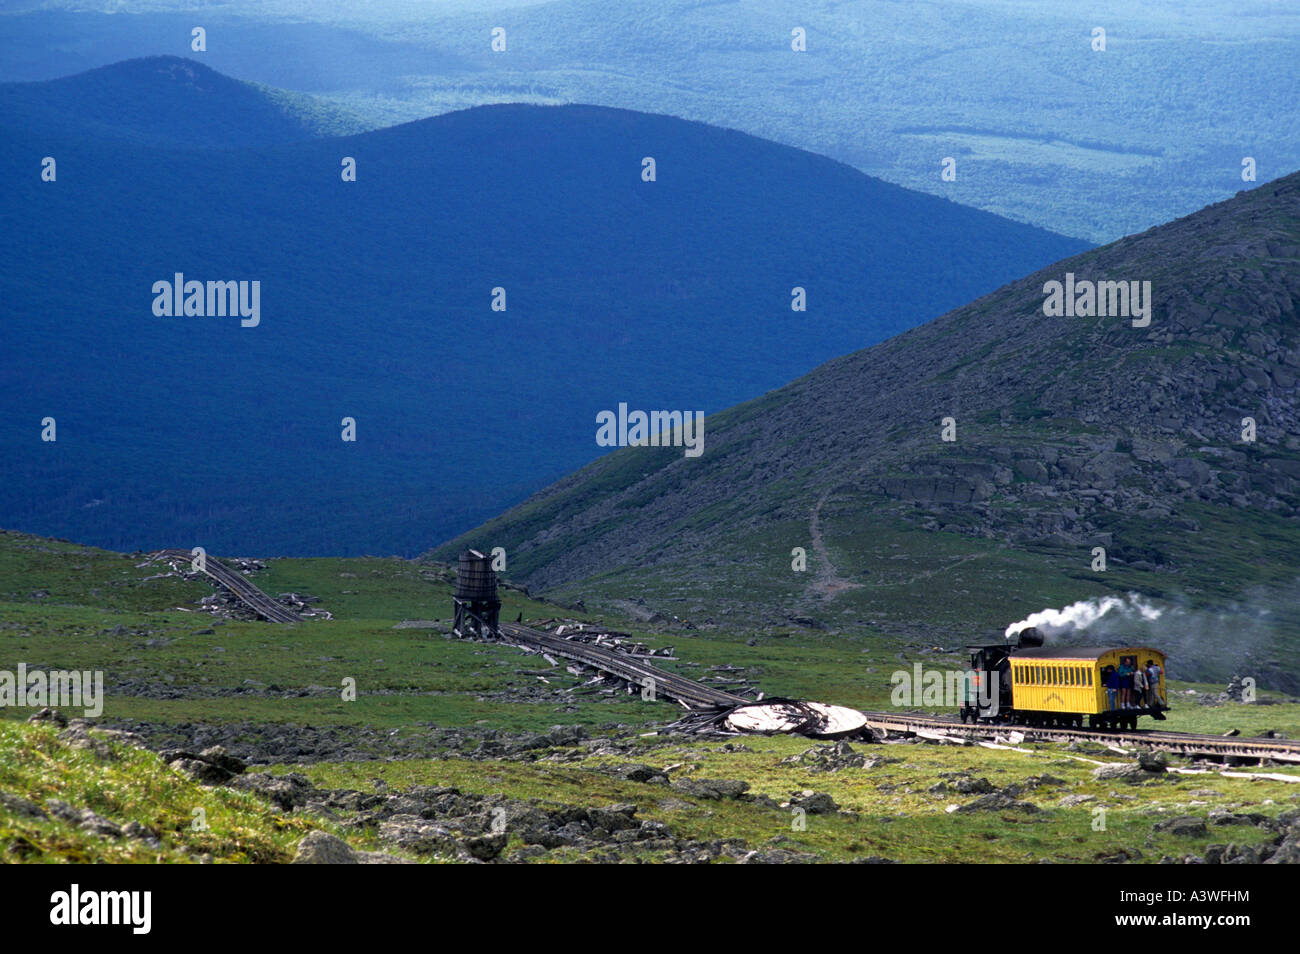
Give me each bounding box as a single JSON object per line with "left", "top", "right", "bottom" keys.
{"left": 156, "top": 548, "right": 300, "bottom": 624}
{"left": 499, "top": 621, "right": 748, "bottom": 710}
{"left": 499, "top": 622, "right": 1300, "bottom": 760}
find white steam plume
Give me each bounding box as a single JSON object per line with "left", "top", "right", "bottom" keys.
{"left": 1003, "top": 583, "right": 1300, "bottom": 692}
{"left": 1005, "top": 594, "right": 1162, "bottom": 640}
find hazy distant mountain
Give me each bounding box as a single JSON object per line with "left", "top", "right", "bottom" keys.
{"left": 0, "top": 56, "right": 367, "bottom": 146}
{"left": 3, "top": 1, "right": 1297, "bottom": 242}
{"left": 0, "top": 58, "right": 1086, "bottom": 557}
{"left": 433, "top": 173, "right": 1300, "bottom": 688}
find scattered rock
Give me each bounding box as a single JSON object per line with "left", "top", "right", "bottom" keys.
{"left": 1137, "top": 751, "right": 1168, "bottom": 773}
{"left": 671, "top": 777, "right": 750, "bottom": 800}
{"left": 1093, "top": 762, "right": 1148, "bottom": 783}
{"left": 228, "top": 772, "right": 318, "bottom": 811}
{"left": 0, "top": 792, "right": 48, "bottom": 819}
{"left": 788, "top": 791, "right": 839, "bottom": 815}
{"left": 292, "top": 830, "right": 358, "bottom": 864}
{"left": 1155, "top": 816, "right": 1208, "bottom": 837}
{"left": 957, "top": 793, "right": 1039, "bottom": 814}
{"left": 171, "top": 758, "right": 234, "bottom": 785}
{"left": 27, "top": 707, "right": 67, "bottom": 726}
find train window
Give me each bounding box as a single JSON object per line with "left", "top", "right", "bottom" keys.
{"left": 1088, "top": 669, "right": 1093, "bottom": 687}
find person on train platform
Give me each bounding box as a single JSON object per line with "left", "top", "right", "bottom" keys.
{"left": 1104, "top": 664, "right": 1119, "bottom": 711}
{"left": 1112, "top": 660, "right": 1133, "bottom": 712}
{"left": 1146, "top": 659, "right": 1163, "bottom": 707}
{"left": 1132, "top": 664, "right": 1148, "bottom": 709}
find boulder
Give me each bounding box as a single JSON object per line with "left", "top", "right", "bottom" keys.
{"left": 957, "top": 793, "right": 1038, "bottom": 814}
{"left": 1155, "top": 816, "right": 1207, "bottom": 837}
{"left": 228, "top": 771, "right": 317, "bottom": 810}
{"left": 292, "top": 830, "right": 358, "bottom": 864}
{"left": 671, "top": 777, "right": 750, "bottom": 800}
{"left": 1137, "top": 751, "right": 1168, "bottom": 773}
{"left": 464, "top": 832, "right": 508, "bottom": 861}
{"left": 1092, "top": 762, "right": 1147, "bottom": 782}
{"left": 0, "top": 792, "right": 47, "bottom": 819}
{"left": 27, "top": 707, "right": 67, "bottom": 726}
{"left": 198, "top": 745, "right": 247, "bottom": 776}
{"left": 171, "top": 758, "right": 234, "bottom": 785}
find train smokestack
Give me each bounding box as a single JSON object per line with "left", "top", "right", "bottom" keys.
{"left": 1014, "top": 626, "right": 1044, "bottom": 648}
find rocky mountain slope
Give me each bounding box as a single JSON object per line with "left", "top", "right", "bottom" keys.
{"left": 433, "top": 173, "right": 1300, "bottom": 686}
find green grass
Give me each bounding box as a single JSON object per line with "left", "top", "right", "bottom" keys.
{"left": 0, "top": 720, "right": 388, "bottom": 864}
{"left": 3, "top": 529, "right": 1298, "bottom": 863}
{"left": 293, "top": 733, "right": 1300, "bottom": 864}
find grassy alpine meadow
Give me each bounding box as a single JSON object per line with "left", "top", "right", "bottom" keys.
{"left": 0, "top": 720, "right": 347, "bottom": 864}
{"left": 285, "top": 733, "right": 1300, "bottom": 864}
{"left": 1, "top": 528, "right": 1298, "bottom": 863}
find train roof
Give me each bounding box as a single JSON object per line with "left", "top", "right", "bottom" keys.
{"left": 1010, "top": 646, "right": 1164, "bottom": 661}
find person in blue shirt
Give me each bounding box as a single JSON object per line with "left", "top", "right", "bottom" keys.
{"left": 1103, "top": 665, "right": 1119, "bottom": 711}
{"left": 1118, "top": 658, "right": 1135, "bottom": 708}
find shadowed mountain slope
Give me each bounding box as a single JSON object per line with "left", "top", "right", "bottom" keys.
{"left": 433, "top": 174, "right": 1300, "bottom": 688}
{"left": 0, "top": 56, "right": 368, "bottom": 146}
{"left": 0, "top": 60, "right": 1087, "bottom": 556}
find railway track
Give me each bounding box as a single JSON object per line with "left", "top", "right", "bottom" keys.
{"left": 860, "top": 711, "right": 1300, "bottom": 764}
{"left": 155, "top": 548, "right": 300, "bottom": 624}
{"left": 498, "top": 621, "right": 748, "bottom": 710}
{"left": 497, "top": 621, "right": 1300, "bottom": 762}
{"left": 144, "top": 550, "right": 1300, "bottom": 764}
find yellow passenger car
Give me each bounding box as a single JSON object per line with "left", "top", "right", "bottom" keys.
{"left": 1008, "top": 646, "right": 1168, "bottom": 730}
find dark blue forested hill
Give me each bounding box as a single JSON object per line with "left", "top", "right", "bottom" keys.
{"left": 0, "top": 59, "right": 1089, "bottom": 556}
{"left": 0, "top": 56, "right": 368, "bottom": 147}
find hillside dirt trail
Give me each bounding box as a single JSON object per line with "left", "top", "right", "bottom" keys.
{"left": 809, "top": 490, "right": 864, "bottom": 598}
{"left": 809, "top": 491, "right": 995, "bottom": 595}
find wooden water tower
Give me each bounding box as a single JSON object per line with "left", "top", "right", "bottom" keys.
{"left": 452, "top": 549, "right": 500, "bottom": 637}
